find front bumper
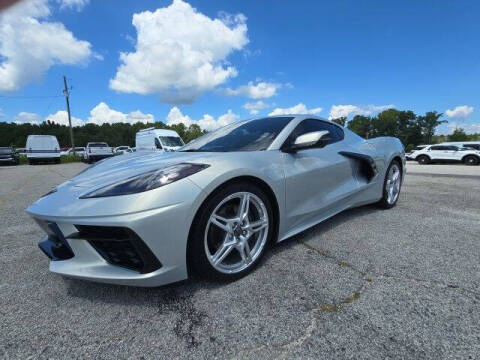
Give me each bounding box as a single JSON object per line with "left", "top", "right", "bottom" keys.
{"left": 0, "top": 157, "right": 17, "bottom": 163}
{"left": 87, "top": 154, "right": 114, "bottom": 161}
{"left": 27, "top": 178, "right": 202, "bottom": 287}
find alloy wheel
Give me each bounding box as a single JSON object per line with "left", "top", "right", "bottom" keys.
{"left": 386, "top": 163, "right": 401, "bottom": 204}
{"left": 204, "top": 192, "right": 269, "bottom": 274}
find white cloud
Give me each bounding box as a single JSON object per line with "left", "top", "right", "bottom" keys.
{"left": 439, "top": 121, "right": 480, "bottom": 135}
{"left": 110, "top": 0, "right": 248, "bottom": 104}
{"left": 445, "top": 105, "right": 474, "bottom": 119}
{"left": 47, "top": 110, "right": 83, "bottom": 126}
{"left": 269, "top": 103, "right": 322, "bottom": 116}
{"left": 225, "top": 81, "right": 280, "bottom": 99}
{"left": 0, "top": 0, "right": 93, "bottom": 92}
{"left": 328, "top": 104, "right": 395, "bottom": 119}
{"left": 13, "top": 112, "right": 42, "bottom": 124}
{"left": 166, "top": 106, "right": 239, "bottom": 131}
{"left": 87, "top": 102, "right": 154, "bottom": 125}
{"left": 243, "top": 100, "right": 269, "bottom": 115}
{"left": 57, "top": 0, "right": 89, "bottom": 11}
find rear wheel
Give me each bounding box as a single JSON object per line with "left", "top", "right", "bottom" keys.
{"left": 463, "top": 155, "right": 479, "bottom": 166}
{"left": 188, "top": 182, "right": 273, "bottom": 281}
{"left": 376, "top": 160, "right": 402, "bottom": 209}
{"left": 416, "top": 155, "right": 430, "bottom": 165}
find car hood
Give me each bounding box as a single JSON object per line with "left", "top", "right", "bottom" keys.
{"left": 68, "top": 151, "right": 218, "bottom": 188}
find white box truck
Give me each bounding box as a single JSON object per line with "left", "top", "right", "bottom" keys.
{"left": 26, "top": 135, "right": 61, "bottom": 165}
{"left": 135, "top": 128, "right": 185, "bottom": 152}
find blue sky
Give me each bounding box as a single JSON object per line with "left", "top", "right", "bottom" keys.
{"left": 1, "top": 0, "right": 479, "bottom": 134}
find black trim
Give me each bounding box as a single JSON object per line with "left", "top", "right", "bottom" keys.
{"left": 27, "top": 150, "right": 60, "bottom": 153}
{"left": 38, "top": 223, "right": 74, "bottom": 261}
{"left": 339, "top": 151, "right": 378, "bottom": 182}
{"left": 73, "top": 225, "right": 162, "bottom": 273}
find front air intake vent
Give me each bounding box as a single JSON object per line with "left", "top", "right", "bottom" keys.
{"left": 74, "top": 225, "right": 161, "bottom": 274}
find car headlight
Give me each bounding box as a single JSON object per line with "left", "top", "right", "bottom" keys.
{"left": 80, "top": 163, "right": 209, "bottom": 199}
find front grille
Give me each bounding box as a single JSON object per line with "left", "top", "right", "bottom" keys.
{"left": 75, "top": 225, "right": 161, "bottom": 273}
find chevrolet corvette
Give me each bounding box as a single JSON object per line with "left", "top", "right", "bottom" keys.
{"left": 27, "top": 115, "right": 405, "bottom": 286}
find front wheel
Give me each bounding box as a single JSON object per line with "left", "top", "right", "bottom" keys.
{"left": 188, "top": 183, "right": 273, "bottom": 281}
{"left": 376, "top": 160, "right": 402, "bottom": 209}
{"left": 463, "top": 155, "right": 479, "bottom": 166}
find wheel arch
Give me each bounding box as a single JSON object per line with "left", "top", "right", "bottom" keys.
{"left": 462, "top": 154, "right": 480, "bottom": 162}
{"left": 392, "top": 155, "right": 403, "bottom": 174}
{"left": 186, "top": 175, "right": 280, "bottom": 275}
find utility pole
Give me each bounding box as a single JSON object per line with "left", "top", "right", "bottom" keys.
{"left": 63, "top": 75, "right": 75, "bottom": 155}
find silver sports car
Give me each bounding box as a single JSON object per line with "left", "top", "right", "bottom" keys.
{"left": 27, "top": 115, "right": 405, "bottom": 286}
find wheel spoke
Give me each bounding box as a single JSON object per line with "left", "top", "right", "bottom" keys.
{"left": 212, "top": 241, "right": 234, "bottom": 265}
{"left": 238, "top": 193, "right": 250, "bottom": 221}
{"left": 389, "top": 185, "right": 395, "bottom": 201}
{"left": 239, "top": 242, "right": 251, "bottom": 263}
{"left": 392, "top": 170, "right": 399, "bottom": 181}
{"left": 211, "top": 214, "right": 231, "bottom": 232}
{"left": 249, "top": 218, "right": 268, "bottom": 233}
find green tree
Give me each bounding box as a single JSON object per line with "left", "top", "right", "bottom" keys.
{"left": 417, "top": 111, "right": 446, "bottom": 144}
{"left": 347, "top": 115, "right": 372, "bottom": 138}
{"left": 448, "top": 128, "right": 468, "bottom": 142}
{"left": 331, "top": 117, "right": 347, "bottom": 127}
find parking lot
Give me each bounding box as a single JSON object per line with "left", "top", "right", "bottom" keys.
{"left": 1, "top": 162, "right": 479, "bottom": 359}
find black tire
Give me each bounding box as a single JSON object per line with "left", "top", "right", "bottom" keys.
{"left": 376, "top": 160, "right": 402, "bottom": 209}
{"left": 416, "top": 155, "right": 430, "bottom": 165}
{"left": 463, "top": 155, "right": 479, "bottom": 166}
{"left": 188, "top": 182, "right": 274, "bottom": 281}
{"left": 28, "top": 159, "right": 35, "bottom": 165}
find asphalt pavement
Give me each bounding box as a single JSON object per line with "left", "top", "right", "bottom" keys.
{"left": 0, "top": 162, "right": 479, "bottom": 359}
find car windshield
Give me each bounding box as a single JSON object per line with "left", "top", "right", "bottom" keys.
{"left": 179, "top": 117, "right": 294, "bottom": 152}
{"left": 160, "top": 136, "right": 184, "bottom": 147}
{"left": 0, "top": 147, "right": 13, "bottom": 154}
{"left": 89, "top": 143, "right": 108, "bottom": 147}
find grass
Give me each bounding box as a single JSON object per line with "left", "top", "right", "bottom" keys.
{"left": 18, "top": 154, "right": 83, "bottom": 165}
{"left": 60, "top": 154, "right": 83, "bottom": 163}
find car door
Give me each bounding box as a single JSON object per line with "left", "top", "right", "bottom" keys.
{"left": 446, "top": 146, "right": 462, "bottom": 160}
{"left": 428, "top": 145, "right": 445, "bottom": 160}
{"left": 282, "top": 119, "right": 358, "bottom": 232}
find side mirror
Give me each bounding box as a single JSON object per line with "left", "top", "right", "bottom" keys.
{"left": 283, "top": 130, "right": 331, "bottom": 153}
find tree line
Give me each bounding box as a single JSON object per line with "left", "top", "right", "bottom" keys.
{"left": 1, "top": 108, "right": 478, "bottom": 151}
{"left": 0, "top": 121, "right": 206, "bottom": 148}
{"left": 331, "top": 109, "right": 479, "bottom": 151}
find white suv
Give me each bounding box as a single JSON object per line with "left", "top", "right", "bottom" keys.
{"left": 413, "top": 145, "right": 480, "bottom": 165}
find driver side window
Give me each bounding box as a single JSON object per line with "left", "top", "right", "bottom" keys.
{"left": 155, "top": 138, "right": 163, "bottom": 149}
{"left": 284, "top": 119, "right": 343, "bottom": 147}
